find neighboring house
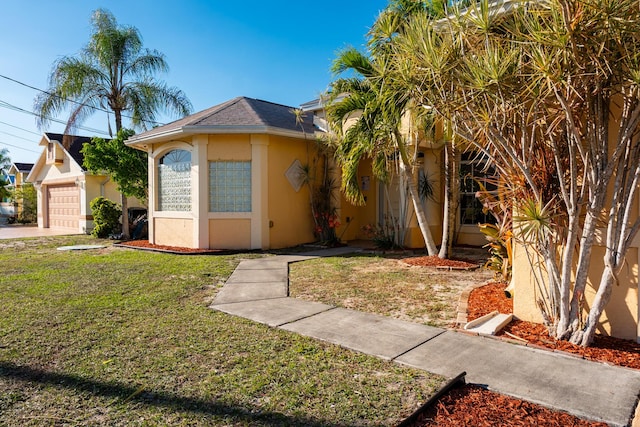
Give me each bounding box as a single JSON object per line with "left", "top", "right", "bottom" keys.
{"left": 126, "top": 96, "right": 377, "bottom": 250}
{"left": 6, "top": 162, "right": 34, "bottom": 219}
{"left": 27, "top": 133, "right": 142, "bottom": 234}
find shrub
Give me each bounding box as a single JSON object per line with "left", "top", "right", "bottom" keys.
{"left": 90, "top": 197, "right": 121, "bottom": 238}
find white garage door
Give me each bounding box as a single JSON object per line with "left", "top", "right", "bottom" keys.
{"left": 47, "top": 184, "right": 80, "bottom": 231}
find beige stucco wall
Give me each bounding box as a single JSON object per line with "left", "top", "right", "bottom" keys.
{"left": 207, "top": 134, "right": 252, "bottom": 160}
{"left": 83, "top": 175, "right": 143, "bottom": 234}
{"left": 145, "top": 132, "right": 324, "bottom": 250}
{"left": 266, "top": 135, "right": 316, "bottom": 249}
{"left": 513, "top": 241, "right": 639, "bottom": 341}
{"left": 209, "top": 218, "right": 251, "bottom": 249}
{"left": 206, "top": 134, "right": 256, "bottom": 249}
{"left": 336, "top": 160, "right": 378, "bottom": 242}
{"left": 154, "top": 217, "right": 194, "bottom": 248}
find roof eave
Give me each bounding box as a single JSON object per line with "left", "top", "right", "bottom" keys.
{"left": 126, "top": 125, "right": 321, "bottom": 147}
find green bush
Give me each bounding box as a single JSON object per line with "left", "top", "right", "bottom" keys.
{"left": 90, "top": 197, "right": 121, "bottom": 238}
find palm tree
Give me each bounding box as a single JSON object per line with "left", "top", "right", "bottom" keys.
{"left": 326, "top": 0, "right": 457, "bottom": 256}
{"left": 327, "top": 46, "right": 439, "bottom": 255}
{"left": 0, "top": 148, "right": 11, "bottom": 201}
{"left": 34, "top": 9, "right": 192, "bottom": 237}
{"left": 0, "top": 148, "right": 10, "bottom": 173}
{"left": 35, "top": 9, "right": 192, "bottom": 136}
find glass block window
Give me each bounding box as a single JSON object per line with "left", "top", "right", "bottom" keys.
{"left": 158, "top": 149, "right": 191, "bottom": 212}
{"left": 459, "top": 152, "right": 497, "bottom": 225}
{"left": 209, "top": 161, "right": 251, "bottom": 212}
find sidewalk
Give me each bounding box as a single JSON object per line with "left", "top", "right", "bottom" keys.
{"left": 0, "top": 223, "right": 78, "bottom": 239}
{"left": 210, "top": 247, "right": 640, "bottom": 427}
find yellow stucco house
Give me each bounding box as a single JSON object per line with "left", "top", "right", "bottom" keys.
{"left": 126, "top": 96, "right": 488, "bottom": 251}
{"left": 126, "top": 96, "right": 350, "bottom": 249}
{"left": 28, "top": 133, "right": 142, "bottom": 234}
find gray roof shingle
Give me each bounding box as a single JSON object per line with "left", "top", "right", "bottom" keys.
{"left": 128, "top": 97, "right": 317, "bottom": 143}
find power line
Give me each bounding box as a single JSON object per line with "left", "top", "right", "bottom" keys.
{"left": 0, "top": 120, "right": 41, "bottom": 136}
{"left": 0, "top": 141, "right": 40, "bottom": 154}
{"left": 0, "top": 130, "right": 37, "bottom": 143}
{"left": 0, "top": 99, "right": 110, "bottom": 136}
{"left": 0, "top": 73, "right": 167, "bottom": 127}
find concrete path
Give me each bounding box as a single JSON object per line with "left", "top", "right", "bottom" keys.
{"left": 210, "top": 247, "right": 640, "bottom": 427}
{"left": 0, "top": 223, "right": 79, "bottom": 239}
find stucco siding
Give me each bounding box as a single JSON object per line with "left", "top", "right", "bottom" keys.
{"left": 207, "top": 134, "right": 252, "bottom": 160}
{"left": 266, "top": 135, "right": 315, "bottom": 249}
{"left": 154, "top": 218, "right": 193, "bottom": 248}
{"left": 513, "top": 242, "right": 639, "bottom": 341}
{"left": 209, "top": 218, "right": 251, "bottom": 249}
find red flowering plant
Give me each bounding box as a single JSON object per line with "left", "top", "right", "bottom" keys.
{"left": 314, "top": 210, "right": 341, "bottom": 245}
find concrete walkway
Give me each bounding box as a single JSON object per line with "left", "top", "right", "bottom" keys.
{"left": 0, "top": 223, "right": 79, "bottom": 239}
{"left": 210, "top": 247, "right": 640, "bottom": 427}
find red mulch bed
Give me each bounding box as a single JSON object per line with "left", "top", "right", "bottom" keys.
{"left": 410, "top": 384, "right": 607, "bottom": 427}
{"left": 467, "top": 282, "right": 514, "bottom": 320}
{"left": 403, "top": 256, "right": 479, "bottom": 269}
{"left": 467, "top": 282, "right": 640, "bottom": 370}
{"left": 406, "top": 282, "right": 635, "bottom": 426}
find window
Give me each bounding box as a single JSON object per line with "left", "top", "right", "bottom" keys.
{"left": 459, "top": 152, "right": 497, "bottom": 225}
{"left": 158, "top": 149, "right": 191, "bottom": 212}
{"left": 209, "top": 161, "right": 251, "bottom": 212}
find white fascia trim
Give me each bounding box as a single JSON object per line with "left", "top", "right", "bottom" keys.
{"left": 182, "top": 125, "right": 308, "bottom": 139}
{"left": 127, "top": 125, "right": 316, "bottom": 147}
{"left": 126, "top": 128, "right": 189, "bottom": 146}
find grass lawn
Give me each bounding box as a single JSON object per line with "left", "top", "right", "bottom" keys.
{"left": 289, "top": 254, "right": 493, "bottom": 327}
{"left": 0, "top": 236, "right": 444, "bottom": 426}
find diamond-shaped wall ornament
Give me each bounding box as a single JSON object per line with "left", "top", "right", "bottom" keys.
{"left": 285, "top": 159, "right": 305, "bottom": 192}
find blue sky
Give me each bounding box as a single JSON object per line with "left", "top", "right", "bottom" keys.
{"left": 0, "top": 1, "right": 388, "bottom": 164}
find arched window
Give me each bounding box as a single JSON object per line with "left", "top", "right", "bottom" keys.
{"left": 158, "top": 149, "right": 191, "bottom": 211}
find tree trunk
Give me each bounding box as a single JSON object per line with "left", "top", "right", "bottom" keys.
{"left": 398, "top": 155, "right": 438, "bottom": 255}
{"left": 121, "top": 193, "right": 130, "bottom": 239}
{"left": 114, "top": 110, "right": 129, "bottom": 238}
{"left": 439, "top": 140, "right": 457, "bottom": 259}
{"left": 569, "top": 265, "right": 615, "bottom": 346}
{"left": 439, "top": 142, "right": 451, "bottom": 259}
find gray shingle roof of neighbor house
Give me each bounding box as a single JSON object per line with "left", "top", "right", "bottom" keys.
{"left": 126, "top": 96, "right": 318, "bottom": 146}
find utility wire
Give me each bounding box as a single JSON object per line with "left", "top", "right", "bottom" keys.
{"left": 0, "top": 130, "right": 37, "bottom": 143}
{"left": 0, "top": 73, "right": 166, "bottom": 127}
{"left": 0, "top": 99, "right": 110, "bottom": 136}
{"left": 0, "top": 140, "right": 40, "bottom": 154}
{"left": 0, "top": 119, "right": 41, "bottom": 136}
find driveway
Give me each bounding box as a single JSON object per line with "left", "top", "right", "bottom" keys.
{"left": 0, "top": 223, "right": 80, "bottom": 240}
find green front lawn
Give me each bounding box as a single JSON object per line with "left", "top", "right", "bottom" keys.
{"left": 0, "top": 236, "right": 443, "bottom": 426}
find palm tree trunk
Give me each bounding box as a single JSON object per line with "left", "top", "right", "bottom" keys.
{"left": 396, "top": 131, "right": 438, "bottom": 255}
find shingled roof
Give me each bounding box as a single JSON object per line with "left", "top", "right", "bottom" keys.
{"left": 12, "top": 163, "right": 34, "bottom": 173}
{"left": 127, "top": 97, "right": 317, "bottom": 145}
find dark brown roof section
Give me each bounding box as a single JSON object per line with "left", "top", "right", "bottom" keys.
{"left": 127, "top": 97, "right": 317, "bottom": 143}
